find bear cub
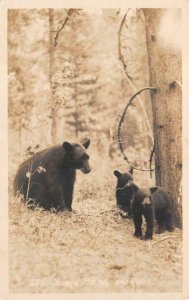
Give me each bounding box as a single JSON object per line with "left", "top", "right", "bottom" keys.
{"left": 14, "top": 139, "right": 91, "bottom": 211}
{"left": 114, "top": 168, "right": 133, "bottom": 218}
{"left": 132, "top": 184, "right": 174, "bottom": 240}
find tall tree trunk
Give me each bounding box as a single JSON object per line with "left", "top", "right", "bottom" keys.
{"left": 49, "top": 9, "right": 57, "bottom": 144}
{"left": 144, "top": 9, "right": 182, "bottom": 227}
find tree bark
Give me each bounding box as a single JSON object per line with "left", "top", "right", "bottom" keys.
{"left": 144, "top": 9, "right": 182, "bottom": 227}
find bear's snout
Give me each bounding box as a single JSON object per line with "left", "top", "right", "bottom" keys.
{"left": 80, "top": 159, "right": 91, "bottom": 174}
{"left": 141, "top": 197, "right": 151, "bottom": 206}
{"left": 80, "top": 161, "right": 91, "bottom": 174}
{"left": 126, "top": 180, "right": 133, "bottom": 187}
{"left": 80, "top": 167, "right": 91, "bottom": 174}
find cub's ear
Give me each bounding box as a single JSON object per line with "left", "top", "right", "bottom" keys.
{"left": 132, "top": 183, "right": 139, "bottom": 192}
{"left": 63, "top": 142, "right": 73, "bottom": 152}
{"left": 128, "top": 167, "right": 133, "bottom": 175}
{"left": 150, "top": 186, "right": 158, "bottom": 194}
{"left": 114, "top": 170, "right": 121, "bottom": 178}
{"left": 83, "top": 139, "right": 90, "bottom": 149}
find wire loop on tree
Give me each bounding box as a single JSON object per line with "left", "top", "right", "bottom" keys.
{"left": 117, "top": 86, "right": 157, "bottom": 172}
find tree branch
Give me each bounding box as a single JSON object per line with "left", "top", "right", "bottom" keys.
{"left": 117, "top": 87, "right": 156, "bottom": 172}
{"left": 149, "top": 144, "right": 155, "bottom": 178}
{"left": 54, "top": 9, "right": 73, "bottom": 47}
{"left": 118, "top": 10, "right": 154, "bottom": 141}
{"left": 118, "top": 10, "right": 132, "bottom": 80}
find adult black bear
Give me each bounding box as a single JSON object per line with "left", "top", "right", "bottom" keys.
{"left": 14, "top": 139, "right": 91, "bottom": 211}
{"left": 131, "top": 184, "right": 174, "bottom": 240}
{"left": 114, "top": 168, "right": 133, "bottom": 218}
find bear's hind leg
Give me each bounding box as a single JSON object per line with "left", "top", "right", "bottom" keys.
{"left": 156, "top": 210, "right": 166, "bottom": 234}
{"left": 64, "top": 186, "right": 74, "bottom": 211}
{"left": 27, "top": 182, "right": 49, "bottom": 210}
{"left": 165, "top": 212, "right": 174, "bottom": 232}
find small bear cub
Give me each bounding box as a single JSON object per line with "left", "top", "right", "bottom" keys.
{"left": 132, "top": 184, "right": 175, "bottom": 240}
{"left": 113, "top": 168, "right": 175, "bottom": 239}
{"left": 114, "top": 168, "right": 133, "bottom": 218}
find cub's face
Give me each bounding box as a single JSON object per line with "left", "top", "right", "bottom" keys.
{"left": 114, "top": 169, "right": 133, "bottom": 188}
{"left": 133, "top": 185, "right": 158, "bottom": 206}
{"left": 63, "top": 139, "right": 91, "bottom": 174}
{"left": 134, "top": 188, "right": 152, "bottom": 206}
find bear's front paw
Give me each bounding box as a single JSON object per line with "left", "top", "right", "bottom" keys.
{"left": 156, "top": 227, "right": 165, "bottom": 234}
{"left": 56, "top": 204, "right": 66, "bottom": 212}
{"left": 166, "top": 225, "right": 174, "bottom": 232}
{"left": 127, "top": 214, "right": 132, "bottom": 219}
{"left": 68, "top": 208, "right": 77, "bottom": 214}
{"left": 143, "top": 234, "right": 153, "bottom": 240}
{"left": 134, "top": 230, "right": 142, "bottom": 238}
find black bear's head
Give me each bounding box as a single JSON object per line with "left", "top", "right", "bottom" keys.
{"left": 132, "top": 184, "right": 158, "bottom": 206}
{"left": 63, "top": 139, "right": 91, "bottom": 174}
{"left": 113, "top": 168, "right": 133, "bottom": 188}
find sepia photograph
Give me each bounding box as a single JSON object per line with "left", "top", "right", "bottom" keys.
{"left": 0, "top": 2, "right": 187, "bottom": 297}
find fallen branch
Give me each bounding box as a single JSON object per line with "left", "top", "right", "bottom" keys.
{"left": 71, "top": 209, "right": 118, "bottom": 217}
{"left": 152, "top": 236, "right": 171, "bottom": 246}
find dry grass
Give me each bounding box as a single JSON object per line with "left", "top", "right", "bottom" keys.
{"left": 9, "top": 159, "right": 182, "bottom": 293}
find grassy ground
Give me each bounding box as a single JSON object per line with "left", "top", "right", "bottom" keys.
{"left": 9, "top": 158, "right": 182, "bottom": 293}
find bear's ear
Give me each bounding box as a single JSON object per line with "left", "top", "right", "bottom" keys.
{"left": 114, "top": 170, "right": 121, "bottom": 177}
{"left": 150, "top": 186, "right": 158, "bottom": 194}
{"left": 128, "top": 167, "right": 133, "bottom": 175}
{"left": 132, "top": 183, "right": 139, "bottom": 192}
{"left": 63, "top": 142, "right": 73, "bottom": 152}
{"left": 83, "top": 139, "right": 90, "bottom": 149}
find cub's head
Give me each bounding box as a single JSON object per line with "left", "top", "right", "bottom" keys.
{"left": 113, "top": 168, "right": 133, "bottom": 188}
{"left": 63, "top": 139, "right": 91, "bottom": 174}
{"left": 132, "top": 184, "right": 158, "bottom": 206}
